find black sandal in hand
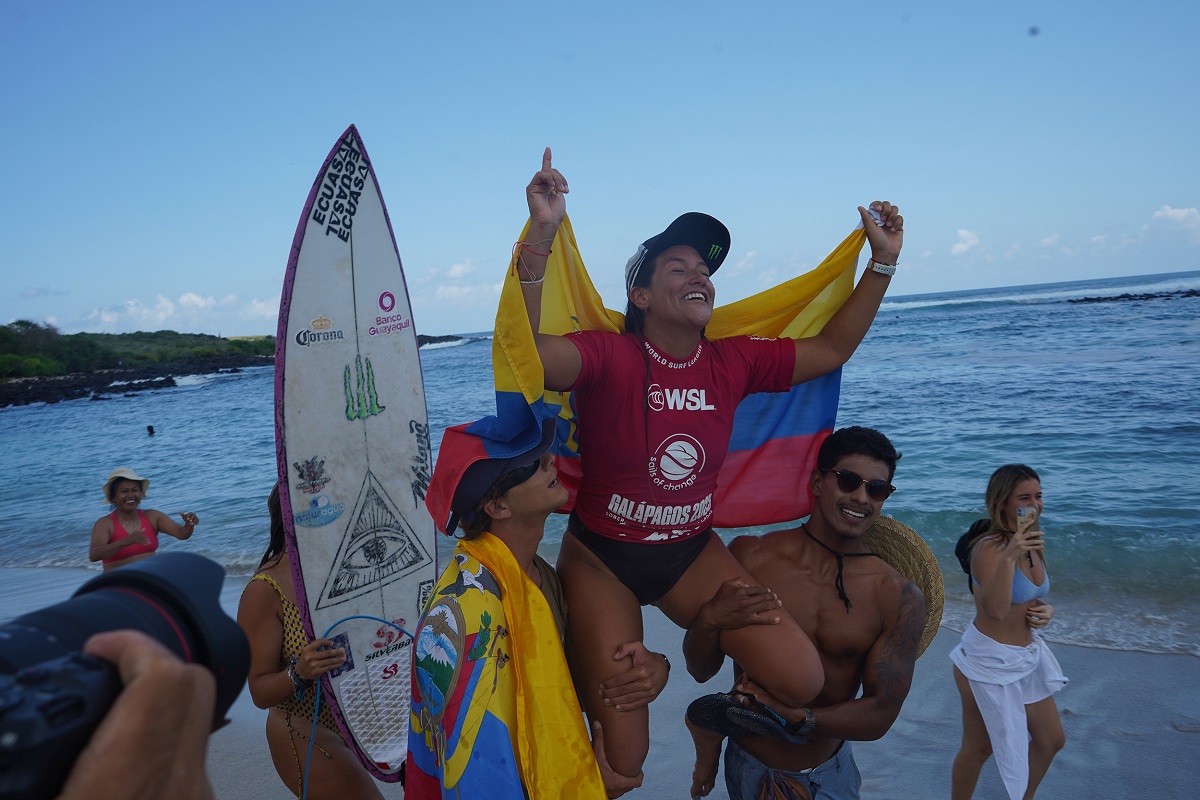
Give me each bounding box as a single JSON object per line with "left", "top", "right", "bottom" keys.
{"left": 686, "top": 691, "right": 811, "bottom": 745}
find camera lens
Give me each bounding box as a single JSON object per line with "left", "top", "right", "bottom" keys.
{"left": 0, "top": 553, "right": 248, "bottom": 729}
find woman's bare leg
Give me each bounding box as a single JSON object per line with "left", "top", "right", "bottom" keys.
{"left": 557, "top": 534, "right": 649, "bottom": 780}
{"left": 656, "top": 534, "right": 822, "bottom": 708}
{"left": 1023, "top": 696, "right": 1065, "bottom": 799}
{"left": 265, "top": 709, "right": 383, "bottom": 800}
{"left": 950, "top": 666, "right": 992, "bottom": 800}
{"left": 686, "top": 712, "right": 723, "bottom": 797}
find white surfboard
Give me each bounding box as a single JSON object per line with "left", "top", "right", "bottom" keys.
{"left": 275, "top": 125, "right": 436, "bottom": 780}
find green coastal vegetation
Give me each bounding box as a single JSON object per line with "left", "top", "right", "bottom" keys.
{"left": 0, "top": 320, "right": 275, "bottom": 379}
{"left": 0, "top": 320, "right": 466, "bottom": 382}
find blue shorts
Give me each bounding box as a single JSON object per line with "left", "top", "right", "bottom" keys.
{"left": 724, "top": 739, "right": 861, "bottom": 800}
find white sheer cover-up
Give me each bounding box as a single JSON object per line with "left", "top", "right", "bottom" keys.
{"left": 950, "top": 624, "right": 1067, "bottom": 800}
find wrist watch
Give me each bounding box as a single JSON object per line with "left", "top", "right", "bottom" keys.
{"left": 867, "top": 258, "right": 897, "bottom": 276}
{"left": 796, "top": 707, "right": 816, "bottom": 736}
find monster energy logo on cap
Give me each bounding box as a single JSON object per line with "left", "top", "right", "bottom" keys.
{"left": 625, "top": 212, "right": 732, "bottom": 292}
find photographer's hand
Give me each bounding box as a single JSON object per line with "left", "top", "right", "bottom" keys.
{"left": 57, "top": 631, "right": 216, "bottom": 800}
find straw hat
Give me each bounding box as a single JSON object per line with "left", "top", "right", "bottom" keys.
{"left": 861, "top": 515, "right": 944, "bottom": 658}
{"left": 102, "top": 468, "right": 150, "bottom": 502}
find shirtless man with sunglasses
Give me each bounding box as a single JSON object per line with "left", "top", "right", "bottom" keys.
{"left": 684, "top": 426, "right": 926, "bottom": 800}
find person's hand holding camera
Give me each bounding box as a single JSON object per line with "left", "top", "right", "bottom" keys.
{"left": 56, "top": 631, "right": 216, "bottom": 800}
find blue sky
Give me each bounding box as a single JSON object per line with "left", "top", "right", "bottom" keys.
{"left": 2, "top": 1, "right": 1197, "bottom": 337}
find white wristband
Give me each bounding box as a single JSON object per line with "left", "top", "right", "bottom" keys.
{"left": 867, "top": 258, "right": 897, "bottom": 276}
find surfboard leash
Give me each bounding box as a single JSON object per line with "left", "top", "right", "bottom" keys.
{"left": 301, "top": 615, "right": 415, "bottom": 800}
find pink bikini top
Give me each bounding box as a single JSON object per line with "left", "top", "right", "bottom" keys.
{"left": 103, "top": 510, "right": 160, "bottom": 563}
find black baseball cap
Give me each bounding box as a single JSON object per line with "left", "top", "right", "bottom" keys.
{"left": 624, "top": 212, "right": 731, "bottom": 292}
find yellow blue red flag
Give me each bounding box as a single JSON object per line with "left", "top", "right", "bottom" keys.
{"left": 491, "top": 215, "right": 867, "bottom": 527}
{"left": 406, "top": 533, "right": 605, "bottom": 798}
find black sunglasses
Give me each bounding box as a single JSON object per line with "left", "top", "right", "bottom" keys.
{"left": 821, "top": 469, "right": 896, "bottom": 501}
{"left": 494, "top": 459, "right": 541, "bottom": 494}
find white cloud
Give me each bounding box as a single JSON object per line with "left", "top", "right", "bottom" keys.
{"left": 75, "top": 293, "right": 280, "bottom": 335}
{"left": 1091, "top": 235, "right": 1107, "bottom": 246}
{"left": 19, "top": 287, "right": 69, "bottom": 298}
{"left": 754, "top": 267, "right": 779, "bottom": 286}
{"left": 1154, "top": 205, "right": 1200, "bottom": 231}
{"left": 1035, "top": 234, "right": 1060, "bottom": 248}
{"left": 447, "top": 260, "right": 476, "bottom": 279}
{"left": 951, "top": 229, "right": 980, "bottom": 256}
{"left": 245, "top": 298, "right": 279, "bottom": 320}
{"left": 434, "top": 282, "right": 502, "bottom": 302}
{"left": 178, "top": 292, "right": 215, "bottom": 311}
{"left": 728, "top": 250, "right": 757, "bottom": 276}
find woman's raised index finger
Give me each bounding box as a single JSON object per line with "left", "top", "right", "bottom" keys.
{"left": 542, "top": 147, "right": 553, "bottom": 172}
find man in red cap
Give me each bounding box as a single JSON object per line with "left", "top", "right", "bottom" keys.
{"left": 406, "top": 418, "right": 669, "bottom": 799}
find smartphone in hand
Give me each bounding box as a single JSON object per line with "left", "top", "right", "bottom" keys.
{"left": 1016, "top": 505, "right": 1039, "bottom": 533}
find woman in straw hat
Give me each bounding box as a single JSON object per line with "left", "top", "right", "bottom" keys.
{"left": 515, "top": 149, "right": 904, "bottom": 783}
{"left": 89, "top": 467, "right": 200, "bottom": 571}
{"left": 950, "top": 465, "right": 1066, "bottom": 800}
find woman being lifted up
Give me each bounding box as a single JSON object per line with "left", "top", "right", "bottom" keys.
{"left": 516, "top": 148, "right": 904, "bottom": 783}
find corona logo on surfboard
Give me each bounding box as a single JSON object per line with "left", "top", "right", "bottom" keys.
{"left": 295, "top": 324, "right": 346, "bottom": 346}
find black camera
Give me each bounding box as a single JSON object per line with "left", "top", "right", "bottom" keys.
{"left": 0, "top": 553, "right": 249, "bottom": 800}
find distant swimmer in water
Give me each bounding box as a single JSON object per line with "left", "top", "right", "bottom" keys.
{"left": 147, "top": 425, "right": 155, "bottom": 436}
{"left": 89, "top": 468, "right": 200, "bottom": 571}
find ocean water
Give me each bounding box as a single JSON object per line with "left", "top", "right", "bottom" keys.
{"left": 2, "top": 271, "right": 1197, "bottom": 657}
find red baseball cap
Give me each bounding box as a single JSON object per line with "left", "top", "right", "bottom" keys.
{"left": 425, "top": 417, "right": 557, "bottom": 536}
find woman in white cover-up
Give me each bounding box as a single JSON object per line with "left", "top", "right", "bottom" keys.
{"left": 950, "top": 465, "right": 1066, "bottom": 800}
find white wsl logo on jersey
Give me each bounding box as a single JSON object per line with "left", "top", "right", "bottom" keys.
{"left": 649, "top": 433, "right": 706, "bottom": 490}
{"left": 646, "top": 383, "right": 716, "bottom": 412}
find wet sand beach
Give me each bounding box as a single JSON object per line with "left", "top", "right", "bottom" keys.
{"left": 2, "top": 566, "right": 1196, "bottom": 799}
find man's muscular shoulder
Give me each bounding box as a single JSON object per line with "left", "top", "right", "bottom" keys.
{"left": 729, "top": 529, "right": 796, "bottom": 573}
{"left": 858, "top": 556, "right": 923, "bottom": 615}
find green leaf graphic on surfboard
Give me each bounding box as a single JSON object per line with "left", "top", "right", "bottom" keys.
{"left": 344, "top": 355, "right": 385, "bottom": 420}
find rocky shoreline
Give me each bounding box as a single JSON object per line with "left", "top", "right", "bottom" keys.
{"left": 1, "top": 334, "right": 472, "bottom": 408}
{"left": 0, "top": 354, "right": 275, "bottom": 408}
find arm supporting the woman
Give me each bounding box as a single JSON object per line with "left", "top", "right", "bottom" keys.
{"left": 682, "top": 578, "right": 783, "bottom": 682}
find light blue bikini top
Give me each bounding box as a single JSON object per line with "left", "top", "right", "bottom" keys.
{"left": 972, "top": 560, "right": 1050, "bottom": 604}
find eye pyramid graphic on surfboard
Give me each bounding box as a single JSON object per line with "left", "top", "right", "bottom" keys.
{"left": 275, "top": 124, "right": 437, "bottom": 781}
